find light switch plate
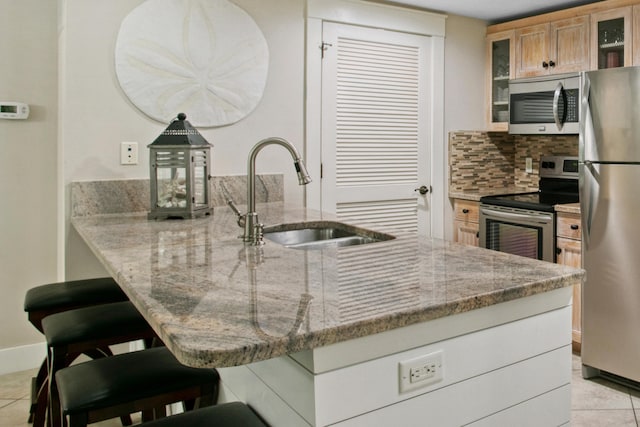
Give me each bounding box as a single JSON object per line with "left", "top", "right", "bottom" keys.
{"left": 525, "top": 157, "right": 533, "bottom": 173}
{"left": 121, "top": 142, "right": 138, "bottom": 165}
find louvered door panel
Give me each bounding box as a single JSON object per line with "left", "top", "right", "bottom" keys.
{"left": 321, "top": 22, "right": 431, "bottom": 236}
{"left": 335, "top": 38, "right": 419, "bottom": 187}
{"left": 337, "top": 199, "right": 417, "bottom": 233}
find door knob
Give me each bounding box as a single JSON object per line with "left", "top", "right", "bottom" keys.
{"left": 414, "top": 185, "right": 430, "bottom": 195}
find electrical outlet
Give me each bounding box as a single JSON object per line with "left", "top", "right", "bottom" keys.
{"left": 525, "top": 157, "right": 533, "bottom": 173}
{"left": 120, "top": 142, "right": 138, "bottom": 165}
{"left": 398, "top": 350, "right": 444, "bottom": 393}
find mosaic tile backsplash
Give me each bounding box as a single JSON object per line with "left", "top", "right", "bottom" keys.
{"left": 70, "top": 174, "right": 283, "bottom": 217}
{"left": 449, "top": 131, "right": 578, "bottom": 193}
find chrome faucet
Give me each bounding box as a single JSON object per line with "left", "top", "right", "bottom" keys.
{"left": 243, "top": 137, "right": 311, "bottom": 245}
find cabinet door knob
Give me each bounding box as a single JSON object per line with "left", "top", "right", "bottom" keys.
{"left": 570, "top": 224, "right": 579, "bottom": 230}
{"left": 542, "top": 61, "right": 549, "bottom": 68}
{"left": 556, "top": 248, "right": 562, "bottom": 255}
{"left": 549, "top": 60, "right": 556, "bottom": 67}
{"left": 462, "top": 208, "right": 469, "bottom": 214}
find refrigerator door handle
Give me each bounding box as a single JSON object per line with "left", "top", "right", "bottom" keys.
{"left": 580, "top": 161, "right": 599, "bottom": 248}
{"left": 553, "top": 82, "right": 564, "bottom": 131}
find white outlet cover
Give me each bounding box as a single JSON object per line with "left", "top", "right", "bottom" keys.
{"left": 398, "top": 350, "right": 444, "bottom": 393}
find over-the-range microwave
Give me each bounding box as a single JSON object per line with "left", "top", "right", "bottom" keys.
{"left": 508, "top": 72, "right": 581, "bottom": 135}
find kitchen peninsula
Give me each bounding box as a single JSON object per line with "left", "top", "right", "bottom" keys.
{"left": 72, "top": 201, "right": 583, "bottom": 426}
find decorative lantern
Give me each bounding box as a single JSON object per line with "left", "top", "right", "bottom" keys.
{"left": 148, "top": 113, "right": 213, "bottom": 220}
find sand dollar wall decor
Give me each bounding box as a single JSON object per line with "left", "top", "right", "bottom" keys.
{"left": 115, "top": 0, "right": 269, "bottom": 127}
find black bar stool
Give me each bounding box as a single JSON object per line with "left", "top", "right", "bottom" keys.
{"left": 41, "top": 301, "right": 158, "bottom": 427}
{"left": 23, "top": 277, "right": 128, "bottom": 423}
{"left": 54, "top": 346, "right": 220, "bottom": 427}
{"left": 140, "top": 402, "right": 268, "bottom": 427}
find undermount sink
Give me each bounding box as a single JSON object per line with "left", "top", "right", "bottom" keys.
{"left": 263, "top": 221, "right": 395, "bottom": 249}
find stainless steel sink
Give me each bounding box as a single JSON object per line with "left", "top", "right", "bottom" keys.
{"left": 263, "top": 221, "right": 394, "bottom": 249}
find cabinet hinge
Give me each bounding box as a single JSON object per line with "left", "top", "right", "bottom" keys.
{"left": 320, "top": 42, "right": 332, "bottom": 59}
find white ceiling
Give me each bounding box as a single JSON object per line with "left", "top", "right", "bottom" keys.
{"left": 378, "top": 0, "right": 604, "bottom": 23}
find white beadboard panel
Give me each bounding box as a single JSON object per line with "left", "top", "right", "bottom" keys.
{"left": 467, "top": 384, "right": 571, "bottom": 427}
{"left": 313, "top": 307, "right": 571, "bottom": 426}
{"left": 218, "top": 363, "right": 312, "bottom": 427}
{"left": 336, "top": 199, "right": 418, "bottom": 233}
{"left": 235, "top": 300, "right": 571, "bottom": 426}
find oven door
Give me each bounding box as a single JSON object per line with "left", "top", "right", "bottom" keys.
{"left": 479, "top": 204, "right": 555, "bottom": 262}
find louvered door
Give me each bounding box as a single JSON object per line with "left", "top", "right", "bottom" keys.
{"left": 321, "top": 22, "right": 431, "bottom": 235}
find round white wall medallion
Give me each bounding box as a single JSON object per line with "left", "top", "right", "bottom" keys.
{"left": 115, "top": 0, "right": 269, "bottom": 127}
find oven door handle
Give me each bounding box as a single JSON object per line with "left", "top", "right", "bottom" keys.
{"left": 480, "top": 207, "right": 553, "bottom": 224}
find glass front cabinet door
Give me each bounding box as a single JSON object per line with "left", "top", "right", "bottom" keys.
{"left": 486, "top": 31, "right": 514, "bottom": 132}
{"left": 591, "top": 7, "right": 632, "bottom": 70}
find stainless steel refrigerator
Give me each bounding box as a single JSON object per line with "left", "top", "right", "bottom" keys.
{"left": 580, "top": 66, "right": 640, "bottom": 384}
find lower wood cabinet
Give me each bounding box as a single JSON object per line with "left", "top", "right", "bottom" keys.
{"left": 453, "top": 199, "right": 479, "bottom": 247}
{"left": 556, "top": 211, "right": 582, "bottom": 350}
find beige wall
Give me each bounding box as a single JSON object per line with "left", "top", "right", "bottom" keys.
{"left": 61, "top": 0, "right": 307, "bottom": 280}
{"left": 0, "top": 0, "right": 487, "bottom": 363}
{"left": 442, "top": 15, "right": 488, "bottom": 240}
{"left": 0, "top": 1, "right": 58, "bottom": 352}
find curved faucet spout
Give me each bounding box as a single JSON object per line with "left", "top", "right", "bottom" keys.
{"left": 245, "top": 137, "right": 312, "bottom": 245}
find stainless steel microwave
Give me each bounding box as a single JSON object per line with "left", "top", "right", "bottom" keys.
{"left": 508, "top": 72, "right": 581, "bottom": 134}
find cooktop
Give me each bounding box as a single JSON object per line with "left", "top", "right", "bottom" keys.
{"left": 479, "top": 155, "right": 579, "bottom": 212}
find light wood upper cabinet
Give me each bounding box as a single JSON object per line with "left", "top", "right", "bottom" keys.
{"left": 515, "top": 16, "right": 589, "bottom": 78}
{"left": 486, "top": 31, "right": 514, "bottom": 131}
{"left": 515, "top": 23, "right": 550, "bottom": 77}
{"left": 591, "top": 7, "right": 632, "bottom": 69}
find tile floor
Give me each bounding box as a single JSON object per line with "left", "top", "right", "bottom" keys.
{"left": 0, "top": 353, "right": 639, "bottom": 426}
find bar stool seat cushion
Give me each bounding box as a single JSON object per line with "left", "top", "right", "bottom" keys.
{"left": 24, "top": 278, "right": 126, "bottom": 314}
{"left": 55, "top": 346, "right": 219, "bottom": 416}
{"left": 141, "top": 402, "right": 268, "bottom": 427}
{"left": 42, "top": 301, "right": 152, "bottom": 347}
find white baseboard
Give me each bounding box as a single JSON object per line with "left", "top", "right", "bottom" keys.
{"left": 0, "top": 341, "right": 147, "bottom": 376}
{"left": 0, "top": 342, "right": 46, "bottom": 375}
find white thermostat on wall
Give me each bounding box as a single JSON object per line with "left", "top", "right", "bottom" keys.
{"left": 0, "top": 102, "right": 29, "bottom": 119}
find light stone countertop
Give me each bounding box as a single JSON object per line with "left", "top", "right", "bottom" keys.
{"left": 555, "top": 202, "right": 581, "bottom": 214}
{"left": 449, "top": 187, "right": 529, "bottom": 202}
{"left": 71, "top": 202, "right": 584, "bottom": 369}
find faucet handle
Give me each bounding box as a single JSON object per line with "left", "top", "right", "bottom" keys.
{"left": 227, "top": 198, "right": 246, "bottom": 228}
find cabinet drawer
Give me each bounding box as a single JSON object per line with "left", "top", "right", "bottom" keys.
{"left": 454, "top": 200, "right": 480, "bottom": 223}
{"left": 557, "top": 213, "right": 581, "bottom": 240}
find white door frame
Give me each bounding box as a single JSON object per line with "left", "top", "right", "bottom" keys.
{"left": 304, "top": 0, "right": 447, "bottom": 238}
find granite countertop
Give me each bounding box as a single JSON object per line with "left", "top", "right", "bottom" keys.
{"left": 449, "top": 187, "right": 529, "bottom": 202}
{"left": 555, "top": 202, "right": 581, "bottom": 214}
{"left": 72, "top": 203, "right": 584, "bottom": 369}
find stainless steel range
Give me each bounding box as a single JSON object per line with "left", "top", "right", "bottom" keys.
{"left": 479, "top": 155, "right": 579, "bottom": 262}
